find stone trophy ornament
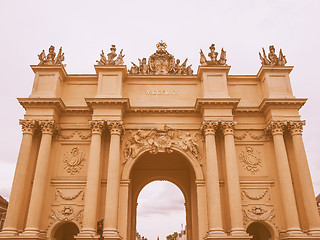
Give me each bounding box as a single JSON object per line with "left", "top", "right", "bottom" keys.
{"left": 129, "top": 40, "right": 193, "bottom": 75}
{"left": 259, "top": 45, "right": 287, "bottom": 66}
{"left": 38, "top": 45, "right": 65, "bottom": 66}
{"left": 96, "top": 45, "right": 125, "bottom": 65}
{"left": 200, "top": 44, "right": 227, "bottom": 66}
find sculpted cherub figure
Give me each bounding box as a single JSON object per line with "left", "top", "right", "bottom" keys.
{"left": 139, "top": 58, "right": 148, "bottom": 74}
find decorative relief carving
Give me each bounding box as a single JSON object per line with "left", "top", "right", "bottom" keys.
{"left": 200, "top": 120, "right": 219, "bottom": 135}
{"left": 259, "top": 45, "right": 287, "bottom": 66}
{"left": 64, "top": 147, "right": 86, "bottom": 175}
{"left": 234, "top": 130, "right": 267, "bottom": 141}
{"left": 239, "top": 146, "right": 262, "bottom": 174}
{"left": 55, "top": 189, "right": 84, "bottom": 200}
{"left": 50, "top": 206, "right": 83, "bottom": 224}
{"left": 129, "top": 41, "right": 193, "bottom": 75}
{"left": 243, "top": 206, "right": 275, "bottom": 225}
{"left": 19, "top": 119, "right": 37, "bottom": 134}
{"left": 96, "top": 45, "right": 125, "bottom": 66}
{"left": 124, "top": 126, "right": 201, "bottom": 163}
{"left": 200, "top": 44, "right": 227, "bottom": 66}
{"left": 38, "top": 45, "right": 65, "bottom": 66}
{"left": 241, "top": 189, "right": 269, "bottom": 200}
{"left": 58, "top": 130, "right": 91, "bottom": 140}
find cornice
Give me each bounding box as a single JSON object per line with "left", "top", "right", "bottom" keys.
{"left": 128, "top": 106, "right": 198, "bottom": 113}
{"left": 195, "top": 98, "right": 240, "bottom": 110}
{"left": 18, "top": 98, "right": 66, "bottom": 112}
{"left": 85, "top": 98, "right": 130, "bottom": 110}
{"left": 259, "top": 98, "right": 307, "bottom": 111}
{"left": 30, "top": 65, "right": 67, "bottom": 77}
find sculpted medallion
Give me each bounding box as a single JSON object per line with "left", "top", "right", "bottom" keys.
{"left": 239, "top": 146, "right": 262, "bottom": 174}
{"left": 124, "top": 126, "right": 201, "bottom": 163}
{"left": 64, "top": 147, "right": 86, "bottom": 175}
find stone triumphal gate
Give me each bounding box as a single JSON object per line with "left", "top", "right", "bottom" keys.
{"left": 1, "top": 42, "right": 320, "bottom": 240}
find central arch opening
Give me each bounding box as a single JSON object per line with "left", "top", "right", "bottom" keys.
{"left": 136, "top": 180, "right": 186, "bottom": 240}
{"left": 128, "top": 151, "right": 199, "bottom": 240}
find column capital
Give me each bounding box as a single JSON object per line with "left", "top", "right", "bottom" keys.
{"left": 107, "top": 121, "right": 124, "bottom": 135}
{"left": 288, "top": 120, "right": 306, "bottom": 136}
{"left": 19, "top": 119, "right": 37, "bottom": 135}
{"left": 201, "top": 120, "right": 219, "bottom": 135}
{"left": 38, "top": 120, "right": 59, "bottom": 135}
{"left": 221, "top": 121, "right": 236, "bottom": 135}
{"left": 89, "top": 120, "right": 105, "bottom": 135}
{"left": 265, "top": 120, "right": 286, "bottom": 136}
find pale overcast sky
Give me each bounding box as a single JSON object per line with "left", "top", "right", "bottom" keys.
{"left": 0, "top": 0, "right": 319, "bottom": 239}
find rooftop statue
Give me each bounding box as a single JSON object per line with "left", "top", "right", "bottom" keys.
{"left": 129, "top": 40, "right": 193, "bottom": 75}
{"left": 259, "top": 45, "right": 287, "bottom": 66}
{"left": 38, "top": 45, "right": 65, "bottom": 66}
{"left": 96, "top": 45, "right": 125, "bottom": 65}
{"left": 200, "top": 44, "right": 227, "bottom": 66}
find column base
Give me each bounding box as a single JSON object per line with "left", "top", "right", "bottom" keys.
{"left": 18, "top": 229, "right": 45, "bottom": 240}
{"left": 205, "top": 228, "right": 228, "bottom": 239}
{"left": 103, "top": 228, "right": 121, "bottom": 240}
{"left": 230, "top": 228, "right": 250, "bottom": 237}
{"left": 75, "top": 230, "right": 100, "bottom": 240}
{"left": 308, "top": 228, "right": 320, "bottom": 237}
{"left": 0, "top": 228, "right": 19, "bottom": 237}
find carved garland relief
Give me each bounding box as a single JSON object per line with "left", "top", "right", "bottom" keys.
{"left": 64, "top": 147, "right": 86, "bottom": 175}
{"left": 241, "top": 189, "right": 270, "bottom": 200}
{"left": 124, "top": 126, "right": 201, "bottom": 163}
{"left": 55, "top": 190, "right": 84, "bottom": 200}
{"left": 239, "top": 146, "right": 262, "bottom": 174}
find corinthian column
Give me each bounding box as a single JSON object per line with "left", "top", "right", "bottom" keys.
{"left": 221, "top": 121, "right": 247, "bottom": 236}
{"left": 288, "top": 121, "right": 320, "bottom": 236}
{"left": 77, "top": 120, "right": 105, "bottom": 238}
{"left": 201, "top": 121, "right": 226, "bottom": 238}
{"left": 1, "top": 120, "right": 36, "bottom": 236}
{"left": 103, "top": 121, "right": 123, "bottom": 240}
{"left": 23, "top": 120, "right": 58, "bottom": 236}
{"left": 266, "top": 121, "right": 303, "bottom": 236}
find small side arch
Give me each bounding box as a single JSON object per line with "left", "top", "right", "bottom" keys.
{"left": 121, "top": 146, "right": 204, "bottom": 181}
{"left": 47, "top": 220, "right": 81, "bottom": 240}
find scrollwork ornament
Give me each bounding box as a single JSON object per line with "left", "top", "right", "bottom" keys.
{"left": 200, "top": 120, "right": 219, "bottom": 135}
{"left": 39, "top": 120, "right": 59, "bottom": 135}
{"left": 19, "top": 119, "right": 37, "bottom": 135}
{"left": 221, "top": 121, "right": 236, "bottom": 135}
{"left": 89, "top": 120, "right": 105, "bottom": 134}
{"left": 288, "top": 120, "right": 305, "bottom": 136}
{"left": 64, "top": 147, "right": 86, "bottom": 175}
{"left": 239, "top": 146, "right": 262, "bottom": 174}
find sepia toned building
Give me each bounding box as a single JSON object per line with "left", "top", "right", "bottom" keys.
{"left": 0, "top": 41, "right": 320, "bottom": 240}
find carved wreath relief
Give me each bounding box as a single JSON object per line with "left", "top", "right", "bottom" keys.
{"left": 64, "top": 147, "right": 85, "bottom": 175}
{"left": 50, "top": 206, "right": 83, "bottom": 224}
{"left": 239, "top": 146, "right": 262, "bottom": 174}
{"left": 243, "top": 206, "right": 275, "bottom": 225}
{"left": 124, "top": 126, "right": 201, "bottom": 163}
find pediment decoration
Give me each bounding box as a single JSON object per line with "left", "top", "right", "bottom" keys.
{"left": 259, "top": 45, "right": 287, "bottom": 66}
{"left": 38, "top": 45, "right": 65, "bottom": 66}
{"left": 123, "top": 126, "right": 201, "bottom": 163}
{"left": 129, "top": 41, "right": 193, "bottom": 75}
